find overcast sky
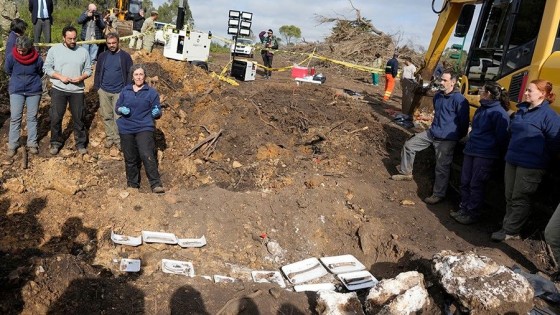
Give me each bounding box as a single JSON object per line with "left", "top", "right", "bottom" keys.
{"left": 152, "top": 0, "right": 458, "bottom": 49}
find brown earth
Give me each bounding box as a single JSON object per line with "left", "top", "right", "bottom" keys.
{"left": 0, "top": 47, "right": 556, "bottom": 314}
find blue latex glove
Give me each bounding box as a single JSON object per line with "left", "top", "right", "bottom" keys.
{"left": 151, "top": 107, "right": 161, "bottom": 118}
{"left": 118, "top": 106, "right": 130, "bottom": 115}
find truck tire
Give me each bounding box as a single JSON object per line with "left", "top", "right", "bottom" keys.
{"left": 190, "top": 61, "right": 209, "bottom": 72}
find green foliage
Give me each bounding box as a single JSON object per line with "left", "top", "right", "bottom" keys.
{"left": 442, "top": 46, "right": 467, "bottom": 74}
{"left": 156, "top": 0, "right": 192, "bottom": 26}
{"left": 210, "top": 42, "right": 229, "bottom": 54}
{"left": 278, "top": 25, "right": 301, "bottom": 45}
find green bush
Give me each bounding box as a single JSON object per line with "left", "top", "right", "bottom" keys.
{"left": 210, "top": 42, "right": 229, "bottom": 54}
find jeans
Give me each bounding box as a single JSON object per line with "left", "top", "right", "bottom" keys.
{"left": 120, "top": 131, "right": 162, "bottom": 189}
{"left": 33, "top": 18, "right": 51, "bottom": 44}
{"left": 261, "top": 53, "right": 273, "bottom": 76}
{"left": 9, "top": 94, "right": 41, "bottom": 150}
{"left": 545, "top": 203, "right": 560, "bottom": 263}
{"left": 98, "top": 89, "right": 120, "bottom": 143}
{"left": 399, "top": 130, "right": 456, "bottom": 197}
{"left": 401, "top": 78, "right": 417, "bottom": 115}
{"left": 82, "top": 43, "right": 98, "bottom": 63}
{"left": 49, "top": 88, "right": 87, "bottom": 149}
{"left": 502, "top": 162, "right": 545, "bottom": 234}
{"left": 460, "top": 155, "right": 495, "bottom": 218}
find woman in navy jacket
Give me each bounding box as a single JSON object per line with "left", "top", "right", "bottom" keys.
{"left": 452, "top": 82, "right": 510, "bottom": 224}
{"left": 4, "top": 36, "right": 43, "bottom": 157}
{"left": 115, "top": 64, "right": 164, "bottom": 193}
{"left": 492, "top": 80, "right": 560, "bottom": 241}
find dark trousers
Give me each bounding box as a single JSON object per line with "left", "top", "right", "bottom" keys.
{"left": 502, "top": 162, "right": 545, "bottom": 234}
{"left": 120, "top": 131, "right": 162, "bottom": 189}
{"left": 261, "top": 53, "right": 273, "bottom": 76}
{"left": 460, "top": 155, "right": 495, "bottom": 218}
{"left": 33, "top": 19, "right": 51, "bottom": 44}
{"left": 49, "top": 88, "right": 87, "bottom": 148}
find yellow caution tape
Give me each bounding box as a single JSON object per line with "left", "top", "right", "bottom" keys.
{"left": 210, "top": 71, "right": 239, "bottom": 86}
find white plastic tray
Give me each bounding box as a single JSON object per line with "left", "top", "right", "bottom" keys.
{"left": 111, "top": 230, "right": 142, "bottom": 246}
{"left": 161, "top": 259, "right": 195, "bottom": 277}
{"left": 251, "top": 271, "right": 286, "bottom": 288}
{"left": 177, "top": 235, "right": 207, "bottom": 248}
{"left": 320, "top": 254, "right": 366, "bottom": 274}
{"left": 214, "top": 275, "right": 236, "bottom": 283}
{"left": 281, "top": 257, "right": 328, "bottom": 284}
{"left": 293, "top": 283, "right": 336, "bottom": 292}
{"left": 338, "top": 270, "right": 378, "bottom": 291}
{"left": 142, "top": 231, "right": 178, "bottom": 244}
{"left": 119, "top": 258, "right": 141, "bottom": 272}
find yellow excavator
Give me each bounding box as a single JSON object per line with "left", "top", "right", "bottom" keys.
{"left": 111, "top": 0, "right": 143, "bottom": 36}
{"left": 416, "top": 0, "right": 560, "bottom": 209}
{"left": 412, "top": 0, "right": 560, "bottom": 116}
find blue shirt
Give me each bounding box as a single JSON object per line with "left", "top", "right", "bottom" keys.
{"left": 505, "top": 101, "right": 560, "bottom": 169}
{"left": 100, "top": 52, "right": 124, "bottom": 93}
{"left": 464, "top": 99, "right": 510, "bottom": 159}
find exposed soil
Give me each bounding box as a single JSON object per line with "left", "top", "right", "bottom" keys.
{"left": 0, "top": 47, "right": 556, "bottom": 314}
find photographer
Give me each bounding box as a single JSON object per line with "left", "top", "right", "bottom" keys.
{"left": 77, "top": 3, "right": 106, "bottom": 65}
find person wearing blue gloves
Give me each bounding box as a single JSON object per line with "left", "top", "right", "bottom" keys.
{"left": 115, "top": 64, "right": 164, "bottom": 194}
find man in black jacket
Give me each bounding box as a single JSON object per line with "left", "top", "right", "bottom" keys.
{"left": 28, "top": 0, "right": 54, "bottom": 44}
{"left": 258, "top": 29, "right": 279, "bottom": 79}
{"left": 126, "top": 8, "right": 145, "bottom": 50}
{"left": 77, "top": 3, "right": 106, "bottom": 64}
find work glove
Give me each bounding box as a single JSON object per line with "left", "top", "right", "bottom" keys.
{"left": 118, "top": 106, "right": 130, "bottom": 115}
{"left": 151, "top": 107, "right": 161, "bottom": 118}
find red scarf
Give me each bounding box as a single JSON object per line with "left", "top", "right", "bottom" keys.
{"left": 11, "top": 47, "right": 39, "bottom": 65}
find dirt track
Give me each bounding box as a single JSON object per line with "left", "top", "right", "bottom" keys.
{"left": 0, "top": 48, "right": 555, "bottom": 314}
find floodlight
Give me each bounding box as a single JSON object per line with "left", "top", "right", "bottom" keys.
{"left": 228, "top": 19, "right": 239, "bottom": 26}
{"left": 241, "top": 12, "right": 253, "bottom": 21}
{"left": 239, "top": 28, "right": 250, "bottom": 36}
{"left": 229, "top": 10, "right": 240, "bottom": 18}
{"left": 228, "top": 27, "right": 238, "bottom": 35}
{"left": 240, "top": 20, "right": 251, "bottom": 29}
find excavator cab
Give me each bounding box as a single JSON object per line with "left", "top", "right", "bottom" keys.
{"left": 413, "top": 0, "right": 560, "bottom": 116}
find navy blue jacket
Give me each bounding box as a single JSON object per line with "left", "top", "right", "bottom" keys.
{"left": 115, "top": 84, "right": 162, "bottom": 134}
{"left": 77, "top": 11, "right": 106, "bottom": 41}
{"left": 464, "top": 99, "right": 510, "bottom": 159}
{"left": 5, "top": 31, "right": 17, "bottom": 60}
{"left": 385, "top": 57, "right": 398, "bottom": 77}
{"left": 505, "top": 101, "right": 560, "bottom": 169}
{"left": 4, "top": 51, "right": 44, "bottom": 95}
{"left": 429, "top": 88, "right": 470, "bottom": 141}
{"left": 93, "top": 49, "right": 133, "bottom": 91}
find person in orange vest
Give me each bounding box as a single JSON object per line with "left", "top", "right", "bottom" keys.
{"left": 383, "top": 53, "right": 399, "bottom": 101}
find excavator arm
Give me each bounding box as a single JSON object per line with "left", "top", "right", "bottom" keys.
{"left": 420, "top": 0, "right": 481, "bottom": 81}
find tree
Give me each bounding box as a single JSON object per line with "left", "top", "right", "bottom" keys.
{"left": 278, "top": 25, "right": 301, "bottom": 45}
{"left": 156, "top": 0, "right": 192, "bottom": 26}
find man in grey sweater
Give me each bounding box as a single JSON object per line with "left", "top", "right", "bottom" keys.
{"left": 43, "top": 25, "right": 92, "bottom": 155}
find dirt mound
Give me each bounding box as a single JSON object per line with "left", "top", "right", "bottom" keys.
{"left": 0, "top": 48, "right": 554, "bottom": 313}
